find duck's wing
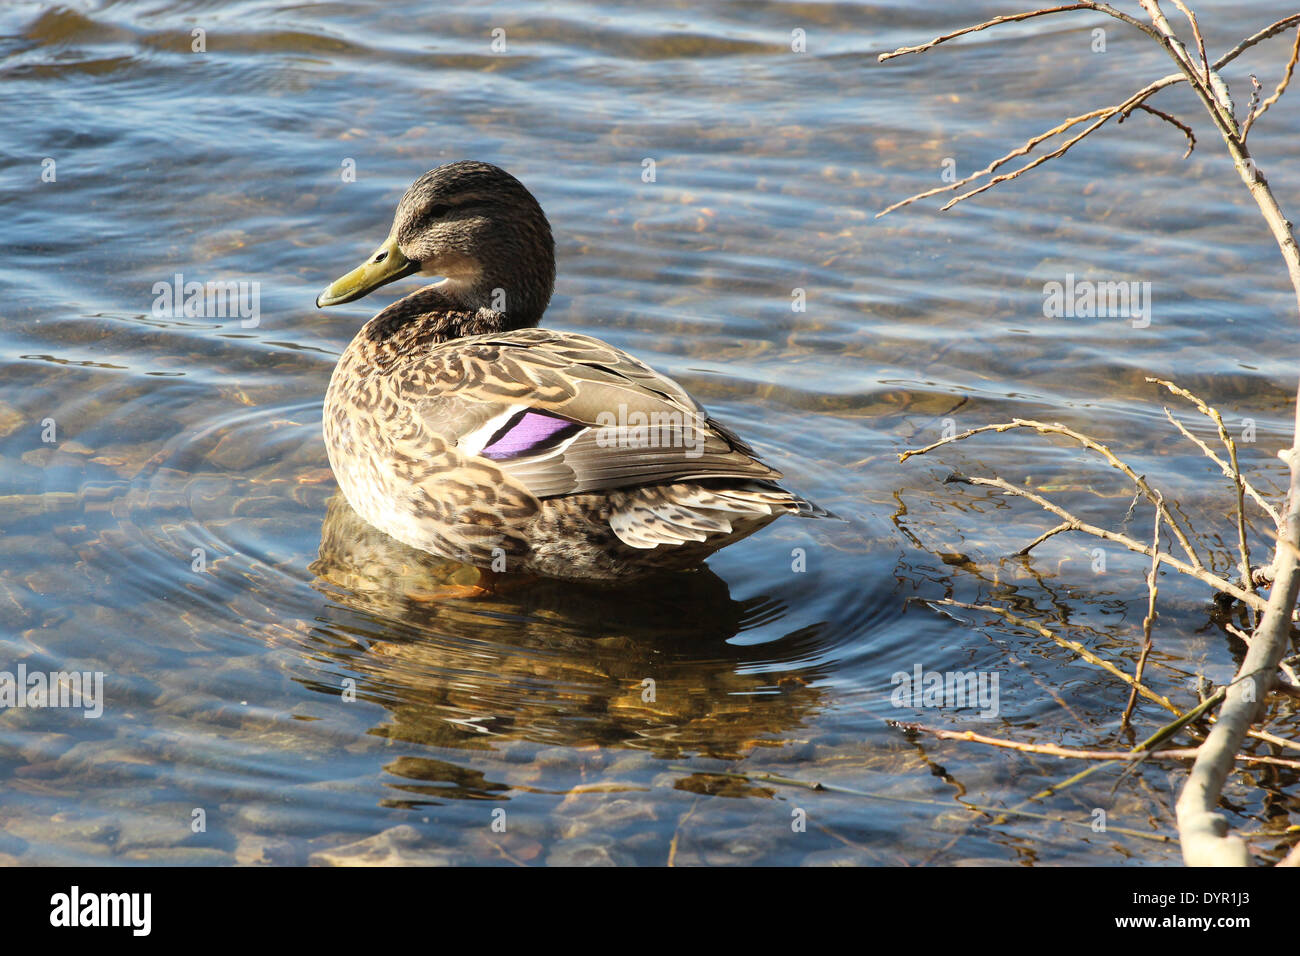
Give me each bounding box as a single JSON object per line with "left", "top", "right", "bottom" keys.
{"left": 393, "top": 328, "right": 782, "bottom": 500}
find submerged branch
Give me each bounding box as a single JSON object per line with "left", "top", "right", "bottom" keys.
{"left": 894, "top": 722, "right": 1300, "bottom": 770}
{"left": 940, "top": 473, "right": 1266, "bottom": 611}
{"left": 901, "top": 417, "right": 1205, "bottom": 569}
{"left": 1123, "top": 499, "right": 1162, "bottom": 726}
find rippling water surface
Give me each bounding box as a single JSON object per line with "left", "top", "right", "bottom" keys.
{"left": 1, "top": 0, "right": 1298, "bottom": 865}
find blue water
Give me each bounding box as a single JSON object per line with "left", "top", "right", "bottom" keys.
{"left": 0, "top": 0, "right": 1297, "bottom": 865}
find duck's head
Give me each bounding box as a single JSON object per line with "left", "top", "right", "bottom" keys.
{"left": 316, "top": 160, "right": 556, "bottom": 326}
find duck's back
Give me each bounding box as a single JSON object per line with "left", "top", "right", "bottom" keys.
{"left": 324, "top": 319, "right": 826, "bottom": 580}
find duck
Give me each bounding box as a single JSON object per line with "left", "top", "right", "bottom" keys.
{"left": 316, "top": 160, "right": 830, "bottom": 583}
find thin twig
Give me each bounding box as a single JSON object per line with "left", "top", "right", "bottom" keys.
{"left": 943, "top": 473, "right": 1267, "bottom": 611}
{"left": 931, "top": 599, "right": 1182, "bottom": 713}
{"left": 878, "top": 4, "right": 1099, "bottom": 62}
{"left": 876, "top": 107, "right": 1114, "bottom": 219}
{"left": 879, "top": 10, "right": 1300, "bottom": 220}
{"left": 1123, "top": 497, "right": 1162, "bottom": 726}
{"left": 1158, "top": 408, "right": 1277, "bottom": 566}
{"left": 1148, "top": 377, "right": 1282, "bottom": 530}
{"left": 1169, "top": 0, "right": 1211, "bottom": 81}
{"left": 671, "top": 767, "right": 1173, "bottom": 843}
{"left": 938, "top": 91, "right": 1141, "bottom": 210}
{"left": 1014, "top": 689, "right": 1225, "bottom": 813}
{"left": 894, "top": 722, "right": 1300, "bottom": 770}
{"left": 1243, "top": 25, "right": 1300, "bottom": 139}
{"left": 901, "top": 417, "right": 1205, "bottom": 569}
{"left": 1124, "top": 103, "right": 1196, "bottom": 158}
{"left": 1215, "top": 14, "right": 1300, "bottom": 71}
{"left": 1014, "top": 521, "right": 1073, "bottom": 556}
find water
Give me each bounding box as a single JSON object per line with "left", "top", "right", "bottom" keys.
{"left": 1, "top": 0, "right": 1298, "bottom": 865}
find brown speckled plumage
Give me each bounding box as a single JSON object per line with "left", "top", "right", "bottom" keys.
{"left": 319, "top": 161, "right": 830, "bottom": 582}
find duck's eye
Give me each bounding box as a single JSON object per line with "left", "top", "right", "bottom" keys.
{"left": 428, "top": 203, "right": 451, "bottom": 219}
{"left": 373, "top": 250, "right": 388, "bottom": 263}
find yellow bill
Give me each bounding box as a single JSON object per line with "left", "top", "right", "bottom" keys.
{"left": 316, "top": 235, "right": 420, "bottom": 307}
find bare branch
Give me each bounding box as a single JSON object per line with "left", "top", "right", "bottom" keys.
{"left": 876, "top": 107, "right": 1115, "bottom": 219}
{"left": 1123, "top": 103, "right": 1196, "bottom": 157}
{"left": 1013, "top": 521, "right": 1073, "bottom": 556}
{"left": 881, "top": 3, "right": 1300, "bottom": 868}
{"left": 1242, "top": 25, "right": 1300, "bottom": 140}
{"left": 1123, "top": 497, "right": 1162, "bottom": 726}
{"left": 901, "top": 417, "right": 1206, "bottom": 570}
{"left": 895, "top": 721, "right": 1300, "bottom": 769}
{"left": 1214, "top": 14, "right": 1300, "bottom": 71}
{"left": 878, "top": 2, "right": 1159, "bottom": 62}
{"left": 943, "top": 473, "right": 1267, "bottom": 611}
{"left": 878, "top": 5, "right": 1096, "bottom": 62}
{"left": 939, "top": 101, "right": 1124, "bottom": 210}
{"left": 934, "top": 599, "right": 1182, "bottom": 714}
{"left": 1148, "top": 389, "right": 1282, "bottom": 529}
{"left": 1169, "top": 0, "right": 1211, "bottom": 81}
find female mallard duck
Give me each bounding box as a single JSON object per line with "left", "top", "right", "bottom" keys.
{"left": 317, "top": 161, "right": 829, "bottom": 583}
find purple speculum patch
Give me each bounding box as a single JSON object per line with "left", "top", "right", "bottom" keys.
{"left": 480, "top": 409, "right": 583, "bottom": 460}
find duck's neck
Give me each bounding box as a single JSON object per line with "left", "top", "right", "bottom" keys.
{"left": 366, "top": 257, "right": 555, "bottom": 346}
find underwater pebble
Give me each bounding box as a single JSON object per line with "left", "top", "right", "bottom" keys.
{"left": 494, "top": 740, "right": 542, "bottom": 764}
{"left": 545, "top": 839, "right": 633, "bottom": 867}
{"left": 309, "top": 825, "right": 469, "bottom": 866}
{"left": 234, "top": 833, "right": 305, "bottom": 866}
{"left": 15, "top": 732, "right": 75, "bottom": 764}
{"left": 235, "top": 802, "right": 328, "bottom": 836}
{"left": 113, "top": 810, "right": 197, "bottom": 852}
{"left": 603, "top": 752, "right": 660, "bottom": 775}
{"left": 533, "top": 747, "right": 582, "bottom": 771}
{"left": 7, "top": 811, "right": 118, "bottom": 848}
{"left": 0, "top": 401, "right": 23, "bottom": 438}
{"left": 558, "top": 797, "right": 657, "bottom": 840}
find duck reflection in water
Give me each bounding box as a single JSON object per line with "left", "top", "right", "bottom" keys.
{"left": 306, "top": 493, "right": 830, "bottom": 776}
